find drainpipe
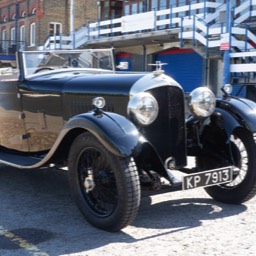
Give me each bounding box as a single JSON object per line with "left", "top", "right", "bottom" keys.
{"left": 70, "top": 0, "right": 74, "bottom": 49}
{"left": 97, "top": 1, "right": 101, "bottom": 20}
{"left": 223, "top": 0, "right": 231, "bottom": 86}
{"left": 143, "top": 45, "right": 146, "bottom": 71}
{"left": 15, "top": 1, "right": 19, "bottom": 46}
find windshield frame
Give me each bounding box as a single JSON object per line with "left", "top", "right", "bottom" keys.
{"left": 20, "top": 48, "right": 115, "bottom": 79}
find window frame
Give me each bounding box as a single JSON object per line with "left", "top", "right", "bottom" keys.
{"left": 49, "top": 22, "right": 62, "bottom": 37}
{"left": 20, "top": 25, "right": 25, "bottom": 42}
{"left": 30, "top": 22, "right": 36, "bottom": 46}
{"left": 10, "top": 27, "right": 16, "bottom": 43}
{"left": 2, "top": 29, "right": 6, "bottom": 41}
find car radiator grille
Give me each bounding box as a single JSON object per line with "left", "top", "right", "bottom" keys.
{"left": 143, "top": 86, "right": 186, "bottom": 168}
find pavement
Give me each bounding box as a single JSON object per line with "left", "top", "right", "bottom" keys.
{"left": 0, "top": 162, "right": 255, "bottom": 256}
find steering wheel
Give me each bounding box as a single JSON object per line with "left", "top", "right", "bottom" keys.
{"left": 34, "top": 67, "right": 54, "bottom": 73}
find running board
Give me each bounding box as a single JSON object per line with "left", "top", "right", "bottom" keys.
{"left": 0, "top": 151, "right": 45, "bottom": 168}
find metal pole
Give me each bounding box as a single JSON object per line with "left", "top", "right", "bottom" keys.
{"left": 180, "top": 17, "right": 184, "bottom": 48}
{"left": 223, "top": 0, "right": 231, "bottom": 85}
{"left": 97, "top": 1, "right": 101, "bottom": 39}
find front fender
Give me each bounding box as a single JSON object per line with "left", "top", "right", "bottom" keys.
{"left": 212, "top": 108, "right": 240, "bottom": 139}
{"left": 62, "top": 111, "right": 171, "bottom": 180}
{"left": 63, "top": 111, "right": 142, "bottom": 157}
{"left": 216, "top": 97, "right": 256, "bottom": 134}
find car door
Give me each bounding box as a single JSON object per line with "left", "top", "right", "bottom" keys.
{"left": 0, "top": 75, "right": 29, "bottom": 151}
{"left": 18, "top": 79, "right": 64, "bottom": 152}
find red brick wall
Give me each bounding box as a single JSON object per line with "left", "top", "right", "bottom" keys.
{"left": 0, "top": 0, "right": 98, "bottom": 49}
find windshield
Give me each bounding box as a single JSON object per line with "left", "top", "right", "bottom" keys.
{"left": 22, "top": 49, "right": 114, "bottom": 78}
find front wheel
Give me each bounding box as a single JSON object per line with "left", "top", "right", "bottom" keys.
{"left": 197, "top": 128, "right": 256, "bottom": 204}
{"left": 68, "top": 132, "right": 141, "bottom": 232}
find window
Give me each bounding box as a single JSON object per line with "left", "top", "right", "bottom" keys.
{"left": 20, "top": 25, "right": 25, "bottom": 42}
{"left": 49, "top": 23, "right": 62, "bottom": 44}
{"left": 124, "top": 5, "right": 130, "bottom": 15}
{"left": 149, "top": 0, "right": 170, "bottom": 11}
{"left": 31, "top": 8, "right": 36, "bottom": 15}
{"left": 21, "top": 11, "right": 27, "bottom": 17}
{"left": 30, "top": 23, "right": 35, "bottom": 46}
{"left": 151, "top": 0, "right": 158, "bottom": 10}
{"left": 2, "top": 29, "right": 6, "bottom": 51}
{"left": 101, "top": 0, "right": 123, "bottom": 20}
{"left": 11, "top": 27, "right": 16, "bottom": 43}
{"left": 49, "top": 22, "right": 62, "bottom": 37}
{"left": 124, "top": 0, "right": 144, "bottom": 15}
{"left": 2, "top": 29, "right": 6, "bottom": 41}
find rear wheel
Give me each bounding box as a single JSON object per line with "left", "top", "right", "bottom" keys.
{"left": 68, "top": 133, "right": 141, "bottom": 232}
{"left": 197, "top": 128, "right": 256, "bottom": 204}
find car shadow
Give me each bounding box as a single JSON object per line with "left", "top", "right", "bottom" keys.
{"left": 134, "top": 192, "right": 247, "bottom": 230}
{"left": 0, "top": 166, "right": 247, "bottom": 255}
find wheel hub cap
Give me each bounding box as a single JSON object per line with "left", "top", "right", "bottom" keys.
{"left": 84, "top": 174, "right": 95, "bottom": 193}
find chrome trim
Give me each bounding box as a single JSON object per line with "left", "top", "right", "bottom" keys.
{"left": 129, "top": 73, "right": 182, "bottom": 98}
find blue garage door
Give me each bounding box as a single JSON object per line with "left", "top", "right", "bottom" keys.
{"left": 156, "top": 48, "right": 203, "bottom": 93}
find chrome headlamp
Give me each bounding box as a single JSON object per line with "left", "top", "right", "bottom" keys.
{"left": 188, "top": 87, "right": 216, "bottom": 118}
{"left": 222, "top": 84, "right": 233, "bottom": 95}
{"left": 128, "top": 92, "right": 159, "bottom": 125}
{"left": 92, "top": 97, "right": 106, "bottom": 109}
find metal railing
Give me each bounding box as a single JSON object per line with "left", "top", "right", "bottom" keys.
{"left": 180, "top": 0, "right": 256, "bottom": 54}
{"left": 39, "top": 0, "right": 256, "bottom": 77}
{"left": 40, "top": 1, "right": 222, "bottom": 50}
{"left": 87, "top": 1, "right": 221, "bottom": 40}
{"left": 0, "top": 40, "right": 26, "bottom": 55}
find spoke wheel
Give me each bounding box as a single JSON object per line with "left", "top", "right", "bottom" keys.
{"left": 197, "top": 128, "right": 256, "bottom": 204}
{"left": 68, "top": 132, "right": 140, "bottom": 232}
{"left": 78, "top": 147, "right": 118, "bottom": 217}
{"left": 224, "top": 134, "right": 247, "bottom": 188}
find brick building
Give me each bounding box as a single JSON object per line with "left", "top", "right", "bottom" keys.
{"left": 0, "top": 0, "right": 97, "bottom": 55}
{"left": 0, "top": 0, "right": 256, "bottom": 97}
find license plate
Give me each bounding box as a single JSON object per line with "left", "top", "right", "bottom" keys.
{"left": 182, "top": 166, "right": 233, "bottom": 190}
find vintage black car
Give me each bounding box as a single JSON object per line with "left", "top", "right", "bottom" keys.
{"left": 0, "top": 49, "right": 256, "bottom": 232}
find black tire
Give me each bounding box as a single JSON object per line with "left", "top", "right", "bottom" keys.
{"left": 198, "top": 128, "right": 256, "bottom": 204}
{"left": 68, "top": 132, "right": 141, "bottom": 232}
